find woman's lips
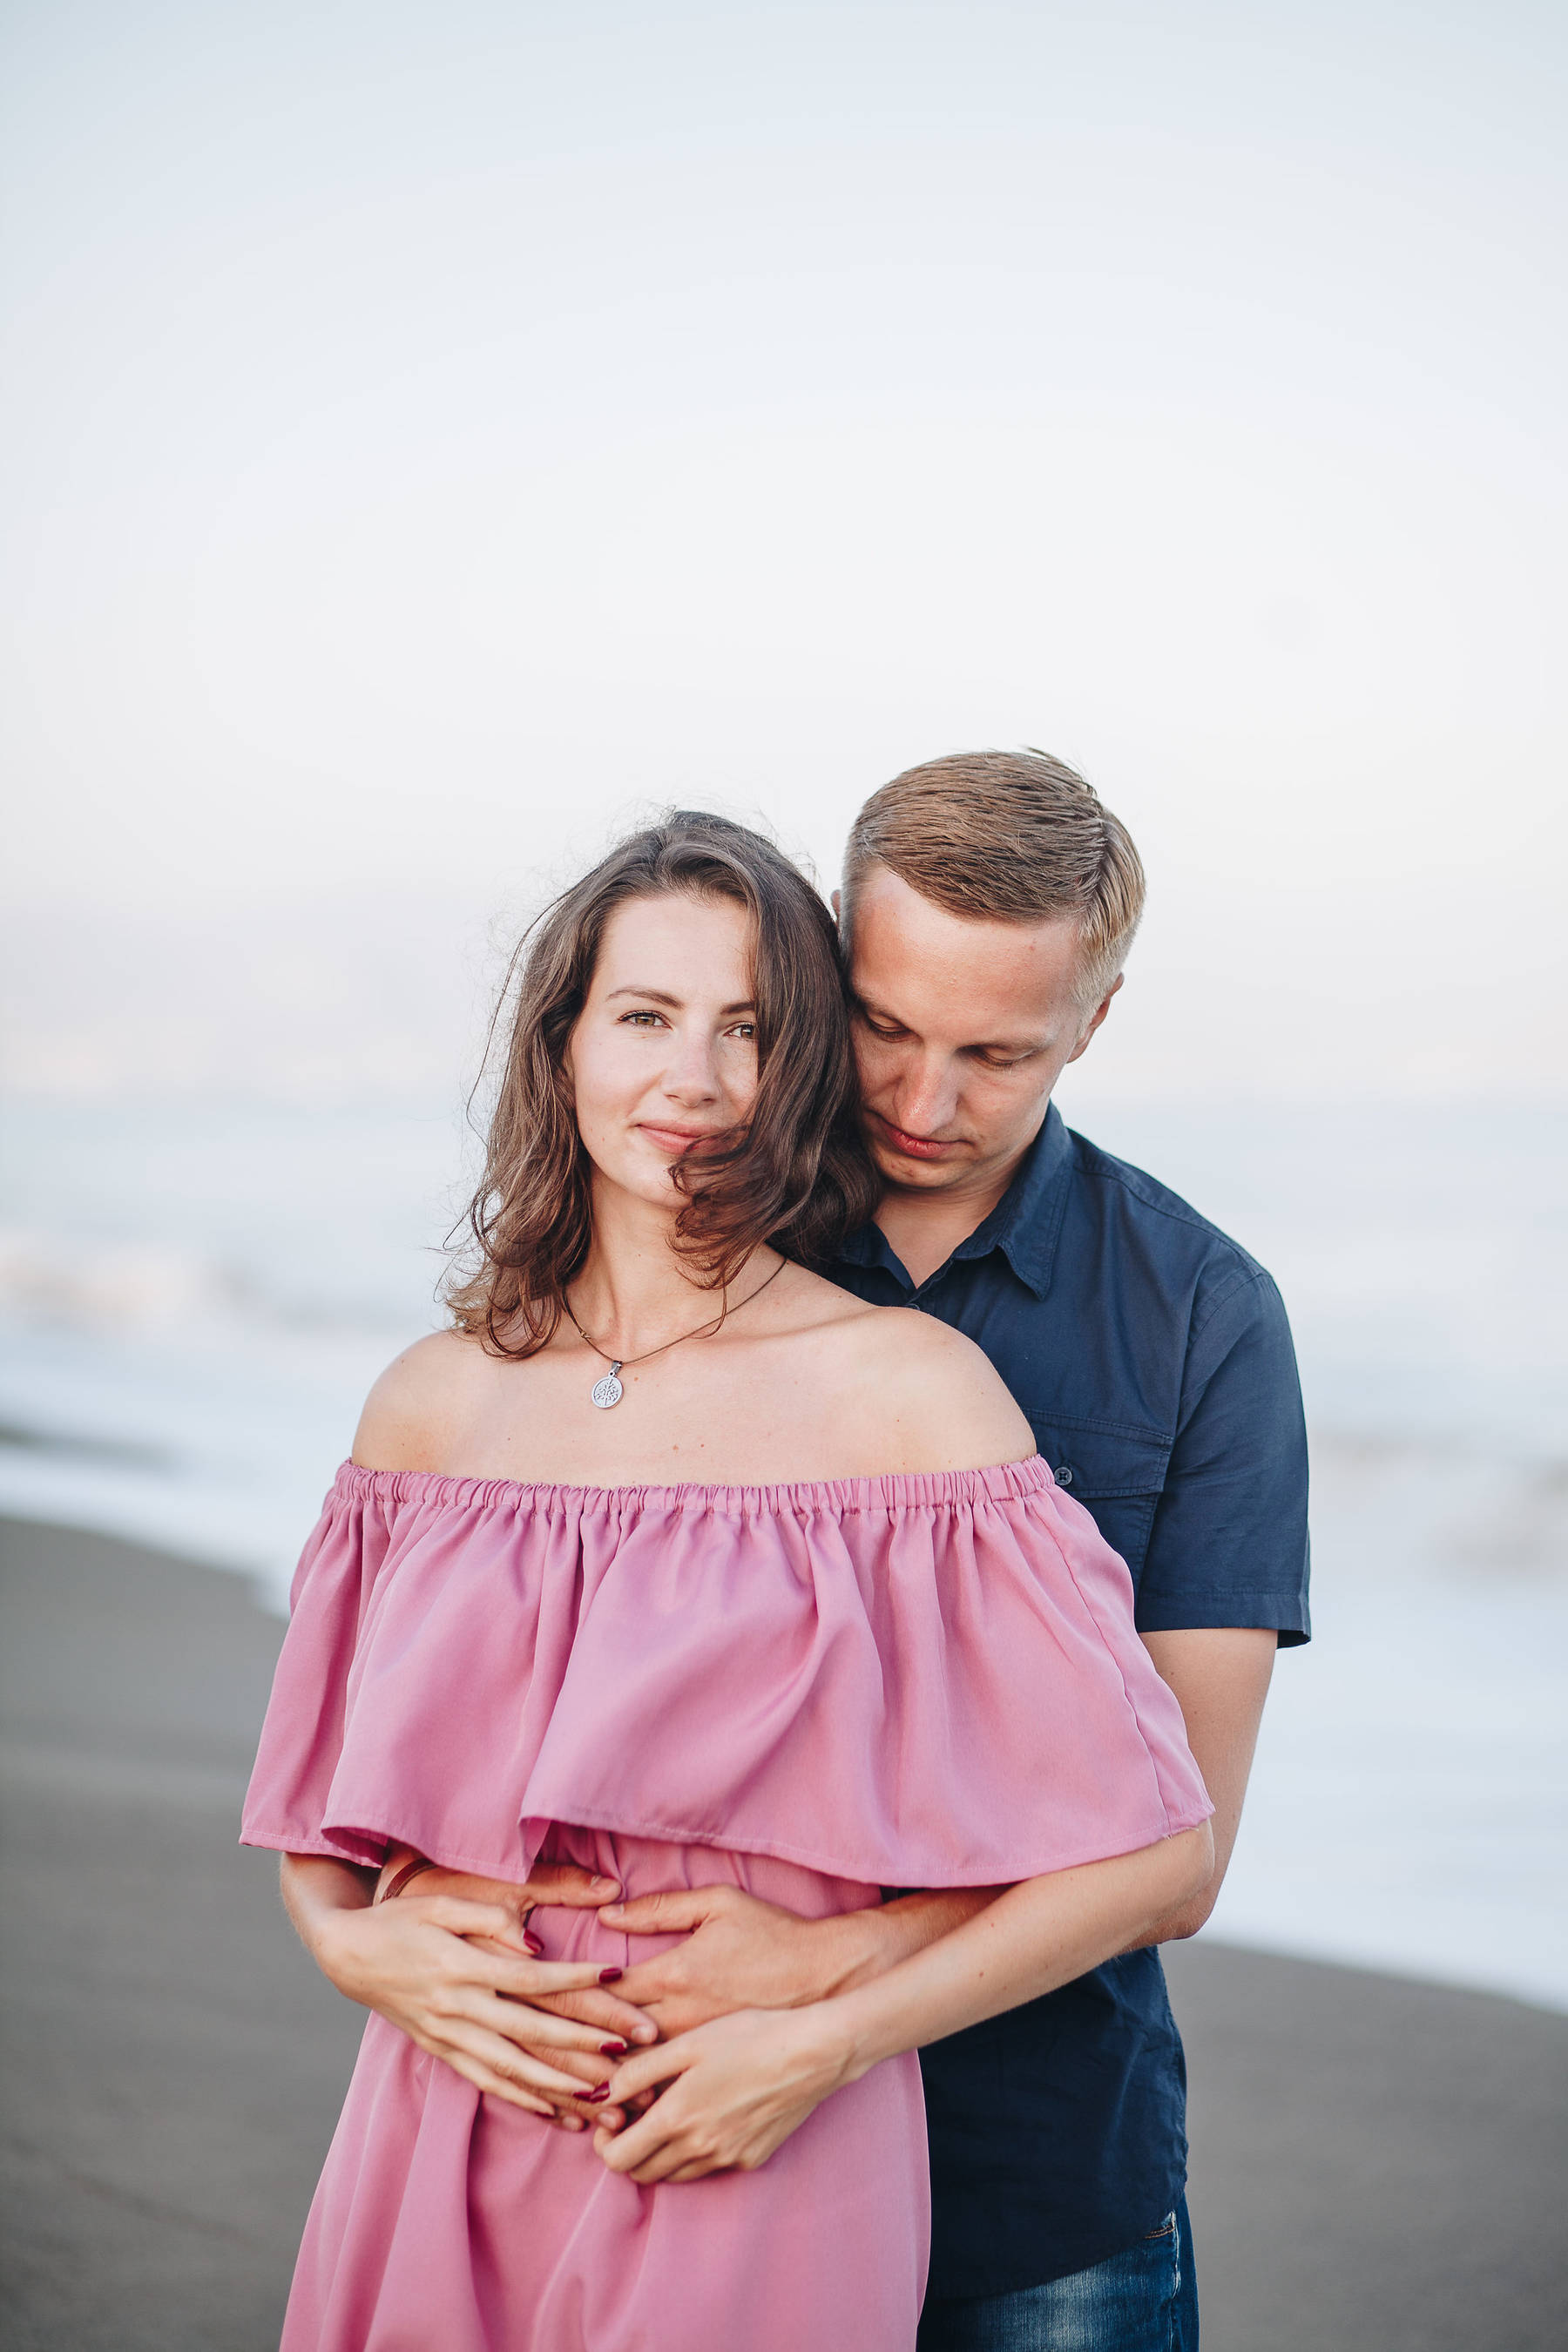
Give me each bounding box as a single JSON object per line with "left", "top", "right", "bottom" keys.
{"left": 636, "top": 1123, "right": 721, "bottom": 1153}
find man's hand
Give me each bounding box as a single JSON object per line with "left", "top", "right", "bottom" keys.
{"left": 602, "top": 1882, "right": 1004, "bottom": 2038}
{"left": 593, "top": 2005, "right": 855, "bottom": 2184}
{"left": 598, "top": 1885, "right": 870, "bottom": 2037}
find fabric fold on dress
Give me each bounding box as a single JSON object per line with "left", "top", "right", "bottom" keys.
{"left": 242, "top": 1456, "right": 1211, "bottom": 1889}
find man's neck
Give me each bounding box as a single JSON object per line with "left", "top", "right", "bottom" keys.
{"left": 872, "top": 1151, "right": 1029, "bottom": 1291}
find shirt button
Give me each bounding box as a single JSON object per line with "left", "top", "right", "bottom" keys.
{"left": 1055, "top": 1463, "right": 1075, "bottom": 1486}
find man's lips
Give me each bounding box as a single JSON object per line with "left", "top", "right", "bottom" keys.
{"left": 869, "top": 1112, "right": 964, "bottom": 1161}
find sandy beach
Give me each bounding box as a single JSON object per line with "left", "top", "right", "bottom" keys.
{"left": 3, "top": 1511, "right": 1565, "bottom": 2352}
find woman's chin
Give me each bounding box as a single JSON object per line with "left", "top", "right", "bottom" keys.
{"left": 588, "top": 1158, "right": 688, "bottom": 1215}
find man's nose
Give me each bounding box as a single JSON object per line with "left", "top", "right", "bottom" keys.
{"left": 892, "top": 1054, "right": 960, "bottom": 1138}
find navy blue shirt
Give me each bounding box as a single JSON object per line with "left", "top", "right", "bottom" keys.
{"left": 827, "top": 1105, "right": 1310, "bottom": 2298}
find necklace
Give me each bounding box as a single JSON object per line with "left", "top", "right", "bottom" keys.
{"left": 563, "top": 1258, "right": 787, "bottom": 1409}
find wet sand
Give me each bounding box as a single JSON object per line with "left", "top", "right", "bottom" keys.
{"left": 2, "top": 1511, "right": 1565, "bottom": 2352}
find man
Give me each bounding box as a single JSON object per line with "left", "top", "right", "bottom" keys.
{"left": 599, "top": 751, "right": 1308, "bottom": 2348}
{"left": 821, "top": 749, "right": 1308, "bottom": 2344}
{"left": 398, "top": 750, "right": 1309, "bottom": 2349}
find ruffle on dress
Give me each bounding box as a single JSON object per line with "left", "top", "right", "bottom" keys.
{"left": 240, "top": 1456, "right": 1211, "bottom": 1888}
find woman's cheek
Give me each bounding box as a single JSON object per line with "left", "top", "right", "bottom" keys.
{"left": 722, "top": 1042, "right": 760, "bottom": 1117}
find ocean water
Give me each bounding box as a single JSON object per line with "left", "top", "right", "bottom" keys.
{"left": 2, "top": 1091, "right": 1564, "bottom": 2011}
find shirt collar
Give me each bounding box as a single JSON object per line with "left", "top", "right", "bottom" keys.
{"left": 835, "top": 1101, "right": 1074, "bottom": 1299}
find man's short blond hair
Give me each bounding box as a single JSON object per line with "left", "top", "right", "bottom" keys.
{"left": 841, "top": 748, "right": 1146, "bottom": 1004}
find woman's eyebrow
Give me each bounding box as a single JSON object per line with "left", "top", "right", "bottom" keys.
{"left": 605, "top": 985, "right": 757, "bottom": 1016}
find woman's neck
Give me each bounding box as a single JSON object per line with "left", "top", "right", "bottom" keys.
{"left": 568, "top": 1182, "right": 759, "bottom": 1360}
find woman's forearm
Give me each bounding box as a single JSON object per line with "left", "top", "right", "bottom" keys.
{"left": 826, "top": 1824, "right": 1213, "bottom": 2083}
{"left": 280, "top": 1852, "right": 378, "bottom": 1968}
{"left": 275, "top": 1849, "right": 659, "bottom": 2120}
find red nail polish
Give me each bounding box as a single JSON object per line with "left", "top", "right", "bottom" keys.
{"left": 523, "top": 1934, "right": 544, "bottom": 1956}
{"left": 598, "top": 1967, "right": 622, "bottom": 1984}
{"left": 599, "top": 2039, "right": 627, "bottom": 2057}
{"left": 585, "top": 2084, "right": 612, "bottom": 2102}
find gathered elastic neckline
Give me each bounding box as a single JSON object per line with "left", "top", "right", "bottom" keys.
{"left": 335, "top": 1454, "right": 1051, "bottom": 1517}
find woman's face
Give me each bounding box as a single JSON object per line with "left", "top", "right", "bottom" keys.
{"left": 566, "top": 890, "right": 760, "bottom": 1212}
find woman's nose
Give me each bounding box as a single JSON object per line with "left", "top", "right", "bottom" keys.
{"left": 662, "top": 1028, "right": 723, "bottom": 1102}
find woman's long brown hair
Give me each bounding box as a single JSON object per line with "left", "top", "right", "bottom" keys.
{"left": 446, "top": 812, "right": 879, "bottom": 1358}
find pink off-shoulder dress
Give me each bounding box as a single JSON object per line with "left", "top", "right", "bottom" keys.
{"left": 242, "top": 1457, "right": 1211, "bottom": 2352}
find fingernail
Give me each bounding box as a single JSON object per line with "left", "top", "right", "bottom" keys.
{"left": 599, "top": 2038, "right": 627, "bottom": 2057}
{"left": 591, "top": 1875, "right": 618, "bottom": 1889}
{"left": 634, "top": 2025, "right": 659, "bottom": 2043}
{"left": 598, "top": 1967, "right": 622, "bottom": 1984}
{"left": 585, "top": 2084, "right": 612, "bottom": 2103}
{"left": 523, "top": 1933, "right": 544, "bottom": 1956}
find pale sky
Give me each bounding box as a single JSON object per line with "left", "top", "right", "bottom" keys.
{"left": 3, "top": 1, "right": 1564, "bottom": 1098}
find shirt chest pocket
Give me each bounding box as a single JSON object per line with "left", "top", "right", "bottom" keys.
{"left": 1027, "top": 1418, "right": 1171, "bottom": 1580}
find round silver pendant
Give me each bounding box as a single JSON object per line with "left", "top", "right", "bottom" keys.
{"left": 590, "top": 1371, "right": 625, "bottom": 1409}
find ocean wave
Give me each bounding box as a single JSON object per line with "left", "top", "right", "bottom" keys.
{"left": 2, "top": 1090, "right": 1564, "bottom": 2010}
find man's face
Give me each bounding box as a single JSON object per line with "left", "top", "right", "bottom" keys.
{"left": 843, "top": 864, "right": 1119, "bottom": 1204}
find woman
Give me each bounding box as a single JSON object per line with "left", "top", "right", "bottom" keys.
{"left": 242, "top": 812, "right": 1212, "bottom": 2352}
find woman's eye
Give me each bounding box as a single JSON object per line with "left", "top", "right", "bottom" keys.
{"left": 619, "top": 1010, "right": 666, "bottom": 1028}
{"left": 729, "top": 1022, "right": 757, "bottom": 1042}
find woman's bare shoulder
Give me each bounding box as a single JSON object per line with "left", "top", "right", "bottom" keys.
{"left": 828, "top": 1302, "right": 1036, "bottom": 1475}
{"left": 351, "top": 1329, "right": 498, "bottom": 1473}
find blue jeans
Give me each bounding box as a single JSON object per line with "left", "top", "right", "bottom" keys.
{"left": 916, "top": 2199, "right": 1197, "bottom": 2352}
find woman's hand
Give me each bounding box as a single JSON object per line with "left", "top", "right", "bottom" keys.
{"left": 282, "top": 1855, "right": 639, "bottom": 2126}
{"left": 395, "top": 1859, "right": 659, "bottom": 2044}
{"left": 386, "top": 1858, "right": 660, "bottom": 2128}
{"left": 591, "top": 2006, "right": 854, "bottom": 2184}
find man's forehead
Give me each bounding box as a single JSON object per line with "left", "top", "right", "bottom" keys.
{"left": 848, "top": 903, "right": 1082, "bottom": 1039}
{"left": 851, "top": 866, "right": 1081, "bottom": 960}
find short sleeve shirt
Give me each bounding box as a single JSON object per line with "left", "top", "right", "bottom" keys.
{"left": 825, "top": 1104, "right": 1310, "bottom": 2297}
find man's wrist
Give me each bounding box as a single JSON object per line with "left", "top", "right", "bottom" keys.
{"left": 801, "top": 1971, "right": 900, "bottom": 2090}
{"left": 794, "top": 1990, "right": 872, "bottom": 2095}
{"left": 803, "top": 1889, "right": 997, "bottom": 2003}
{"left": 796, "top": 1904, "right": 902, "bottom": 2004}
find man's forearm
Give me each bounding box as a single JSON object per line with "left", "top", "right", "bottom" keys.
{"left": 596, "top": 1826, "right": 1217, "bottom": 2181}
{"left": 823, "top": 1828, "right": 1212, "bottom": 2084}
{"left": 808, "top": 1887, "right": 1004, "bottom": 1998}
{"left": 1124, "top": 1626, "right": 1278, "bottom": 1951}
